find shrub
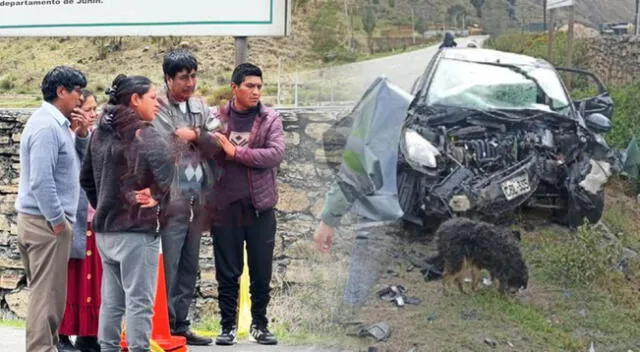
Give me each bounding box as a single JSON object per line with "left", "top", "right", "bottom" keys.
{"left": 606, "top": 83, "right": 640, "bottom": 148}
{"left": 207, "top": 86, "right": 233, "bottom": 107}
{"left": 0, "top": 76, "right": 15, "bottom": 91}
{"left": 486, "top": 32, "right": 589, "bottom": 69}
{"left": 530, "top": 221, "right": 622, "bottom": 288}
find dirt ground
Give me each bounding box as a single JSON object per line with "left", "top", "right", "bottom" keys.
{"left": 298, "top": 185, "right": 640, "bottom": 352}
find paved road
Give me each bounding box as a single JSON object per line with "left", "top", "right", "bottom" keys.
{"left": 310, "top": 35, "right": 489, "bottom": 100}
{"left": 0, "top": 326, "right": 345, "bottom": 352}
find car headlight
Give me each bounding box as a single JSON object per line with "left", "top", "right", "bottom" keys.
{"left": 403, "top": 128, "right": 440, "bottom": 168}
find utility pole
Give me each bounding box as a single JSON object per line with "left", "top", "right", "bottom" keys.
{"left": 344, "top": 0, "right": 352, "bottom": 50}
{"left": 566, "top": 4, "right": 575, "bottom": 89}
{"left": 547, "top": 8, "right": 555, "bottom": 63}
{"left": 543, "top": 0, "right": 547, "bottom": 31}
{"left": 635, "top": 0, "right": 640, "bottom": 35}
{"left": 411, "top": 7, "right": 416, "bottom": 44}
{"left": 443, "top": 12, "right": 446, "bottom": 32}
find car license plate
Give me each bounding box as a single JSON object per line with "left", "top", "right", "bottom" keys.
{"left": 501, "top": 174, "right": 531, "bottom": 200}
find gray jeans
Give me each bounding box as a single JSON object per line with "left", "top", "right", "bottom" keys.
{"left": 96, "top": 232, "right": 160, "bottom": 352}
{"left": 160, "top": 209, "right": 201, "bottom": 334}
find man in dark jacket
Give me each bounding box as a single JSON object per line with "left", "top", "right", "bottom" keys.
{"left": 439, "top": 32, "right": 458, "bottom": 49}
{"left": 208, "top": 63, "right": 285, "bottom": 346}
{"left": 151, "top": 49, "right": 216, "bottom": 346}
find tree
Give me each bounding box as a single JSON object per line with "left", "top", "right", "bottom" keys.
{"left": 415, "top": 15, "right": 426, "bottom": 35}
{"left": 309, "top": 0, "right": 345, "bottom": 62}
{"left": 388, "top": 0, "right": 395, "bottom": 8}
{"left": 447, "top": 5, "right": 467, "bottom": 28}
{"left": 507, "top": 0, "right": 517, "bottom": 21}
{"left": 362, "top": 4, "right": 377, "bottom": 54}
{"left": 470, "top": 0, "right": 485, "bottom": 17}
{"left": 482, "top": 0, "right": 510, "bottom": 36}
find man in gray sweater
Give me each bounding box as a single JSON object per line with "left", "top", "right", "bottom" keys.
{"left": 15, "top": 66, "right": 90, "bottom": 352}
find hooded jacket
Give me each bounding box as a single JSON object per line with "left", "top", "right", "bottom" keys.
{"left": 440, "top": 32, "right": 458, "bottom": 49}
{"left": 80, "top": 105, "right": 174, "bottom": 234}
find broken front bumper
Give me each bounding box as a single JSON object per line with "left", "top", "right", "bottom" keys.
{"left": 423, "top": 155, "right": 541, "bottom": 218}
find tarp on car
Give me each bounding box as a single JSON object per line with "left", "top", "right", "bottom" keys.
{"left": 333, "top": 76, "right": 414, "bottom": 221}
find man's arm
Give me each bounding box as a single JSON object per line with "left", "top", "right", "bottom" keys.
{"left": 314, "top": 180, "right": 357, "bottom": 252}
{"left": 79, "top": 137, "right": 97, "bottom": 209}
{"left": 28, "top": 128, "right": 66, "bottom": 227}
{"left": 140, "top": 127, "right": 175, "bottom": 200}
{"left": 319, "top": 180, "right": 357, "bottom": 228}
{"left": 233, "top": 117, "right": 285, "bottom": 169}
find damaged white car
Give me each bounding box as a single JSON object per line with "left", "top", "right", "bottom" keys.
{"left": 396, "top": 48, "right": 620, "bottom": 230}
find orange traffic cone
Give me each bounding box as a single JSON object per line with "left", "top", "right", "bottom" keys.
{"left": 120, "top": 243, "right": 187, "bottom": 352}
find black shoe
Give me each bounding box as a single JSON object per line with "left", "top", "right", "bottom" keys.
{"left": 74, "top": 336, "right": 100, "bottom": 352}
{"left": 173, "top": 330, "right": 213, "bottom": 346}
{"left": 57, "top": 336, "right": 80, "bottom": 352}
{"left": 250, "top": 325, "right": 278, "bottom": 345}
{"left": 215, "top": 326, "right": 237, "bottom": 346}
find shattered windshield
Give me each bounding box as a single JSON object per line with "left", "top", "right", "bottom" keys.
{"left": 424, "top": 58, "right": 571, "bottom": 115}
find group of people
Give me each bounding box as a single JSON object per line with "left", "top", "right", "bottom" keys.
{"left": 15, "top": 49, "right": 285, "bottom": 352}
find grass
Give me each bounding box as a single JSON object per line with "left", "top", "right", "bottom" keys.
{"left": 260, "top": 186, "right": 640, "bottom": 351}
{"left": 0, "top": 319, "right": 25, "bottom": 328}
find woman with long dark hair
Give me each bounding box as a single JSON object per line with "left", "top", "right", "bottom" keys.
{"left": 59, "top": 89, "right": 103, "bottom": 352}
{"left": 80, "top": 74, "right": 174, "bottom": 352}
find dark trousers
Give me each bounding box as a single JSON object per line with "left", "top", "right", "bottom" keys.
{"left": 161, "top": 206, "right": 202, "bottom": 334}
{"left": 212, "top": 204, "right": 276, "bottom": 330}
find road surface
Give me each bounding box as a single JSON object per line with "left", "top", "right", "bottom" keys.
{"left": 307, "top": 36, "right": 489, "bottom": 100}
{"left": 0, "top": 326, "right": 345, "bottom": 352}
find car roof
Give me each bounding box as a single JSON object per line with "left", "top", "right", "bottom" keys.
{"left": 439, "top": 48, "right": 554, "bottom": 69}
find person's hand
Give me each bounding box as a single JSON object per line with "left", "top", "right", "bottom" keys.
{"left": 214, "top": 132, "right": 236, "bottom": 159}
{"left": 71, "top": 107, "right": 90, "bottom": 137}
{"left": 313, "top": 221, "right": 335, "bottom": 253}
{"left": 52, "top": 221, "right": 67, "bottom": 236}
{"left": 135, "top": 188, "right": 159, "bottom": 208}
{"left": 175, "top": 127, "right": 198, "bottom": 142}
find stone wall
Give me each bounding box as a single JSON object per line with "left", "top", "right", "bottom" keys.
{"left": 584, "top": 36, "right": 640, "bottom": 86}
{"left": 0, "top": 106, "right": 351, "bottom": 321}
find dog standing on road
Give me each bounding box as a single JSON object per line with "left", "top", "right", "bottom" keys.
{"left": 435, "top": 217, "right": 528, "bottom": 296}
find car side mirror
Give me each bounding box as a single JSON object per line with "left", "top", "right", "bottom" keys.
{"left": 582, "top": 95, "right": 614, "bottom": 120}
{"left": 585, "top": 113, "right": 612, "bottom": 134}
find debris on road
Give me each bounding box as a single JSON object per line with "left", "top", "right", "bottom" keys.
{"left": 484, "top": 338, "right": 498, "bottom": 348}
{"left": 376, "top": 285, "right": 421, "bottom": 307}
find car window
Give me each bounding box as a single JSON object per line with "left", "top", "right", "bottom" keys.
{"left": 425, "top": 59, "right": 571, "bottom": 114}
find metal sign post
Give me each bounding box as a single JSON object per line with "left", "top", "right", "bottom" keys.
{"left": 235, "top": 36, "right": 248, "bottom": 66}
